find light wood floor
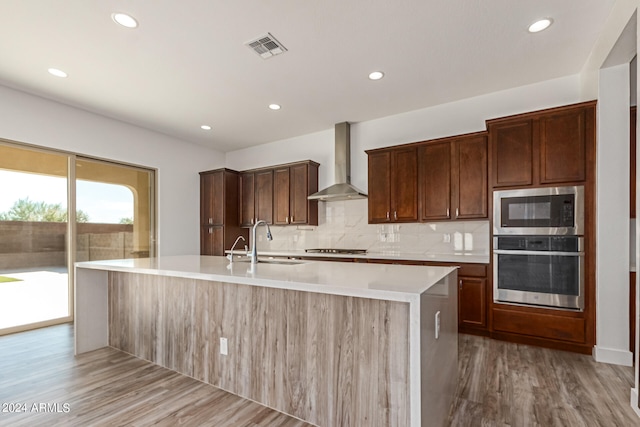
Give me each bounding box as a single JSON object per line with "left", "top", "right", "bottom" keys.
{"left": 0, "top": 324, "right": 638, "bottom": 426}
{"left": 448, "top": 334, "right": 639, "bottom": 426}
{"left": 0, "top": 323, "right": 311, "bottom": 427}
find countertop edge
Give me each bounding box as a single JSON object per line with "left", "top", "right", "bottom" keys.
{"left": 75, "top": 257, "right": 457, "bottom": 303}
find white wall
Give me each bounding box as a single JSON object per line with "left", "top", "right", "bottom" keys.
{"left": 595, "top": 63, "right": 633, "bottom": 366}
{"left": 0, "top": 84, "right": 225, "bottom": 256}
{"left": 227, "top": 75, "right": 582, "bottom": 193}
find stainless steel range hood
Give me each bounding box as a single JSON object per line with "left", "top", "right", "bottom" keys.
{"left": 307, "top": 122, "right": 368, "bottom": 201}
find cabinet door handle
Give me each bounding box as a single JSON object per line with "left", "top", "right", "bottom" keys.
{"left": 394, "top": 211, "right": 398, "bottom": 220}
{"left": 286, "top": 216, "right": 289, "bottom": 224}
{"left": 209, "top": 218, "right": 213, "bottom": 225}
{"left": 208, "top": 227, "right": 213, "bottom": 234}
{"left": 386, "top": 211, "right": 390, "bottom": 220}
{"left": 446, "top": 208, "right": 450, "bottom": 217}
{"left": 291, "top": 215, "right": 294, "bottom": 223}
{"left": 456, "top": 208, "right": 459, "bottom": 218}
{"left": 459, "top": 279, "right": 462, "bottom": 289}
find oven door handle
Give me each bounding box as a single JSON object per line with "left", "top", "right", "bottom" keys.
{"left": 493, "top": 249, "right": 584, "bottom": 256}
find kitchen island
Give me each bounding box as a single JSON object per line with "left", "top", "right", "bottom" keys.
{"left": 75, "top": 255, "right": 458, "bottom": 427}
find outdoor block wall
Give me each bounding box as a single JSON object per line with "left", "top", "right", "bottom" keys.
{"left": 0, "top": 221, "right": 134, "bottom": 270}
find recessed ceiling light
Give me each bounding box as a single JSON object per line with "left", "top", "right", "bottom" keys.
{"left": 269, "top": 104, "right": 281, "bottom": 110}
{"left": 368, "top": 71, "right": 384, "bottom": 80}
{"left": 528, "top": 18, "right": 552, "bottom": 33}
{"left": 112, "top": 12, "right": 138, "bottom": 29}
{"left": 201, "top": 125, "right": 212, "bottom": 130}
{"left": 48, "top": 68, "right": 68, "bottom": 78}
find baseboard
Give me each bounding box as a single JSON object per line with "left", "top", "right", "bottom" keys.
{"left": 592, "top": 345, "right": 633, "bottom": 366}
{"left": 631, "top": 388, "right": 640, "bottom": 419}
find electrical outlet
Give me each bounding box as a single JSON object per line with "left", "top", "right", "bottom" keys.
{"left": 435, "top": 311, "right": 441, "bottom": 339}
{"left": 220, "top": 337, "right": 228, "bottom": 355}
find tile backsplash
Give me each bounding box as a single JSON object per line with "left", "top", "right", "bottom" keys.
{"left": 256, "top": 199, "right": 489, "bottom": 255}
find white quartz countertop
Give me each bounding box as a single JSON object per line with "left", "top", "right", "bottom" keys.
{"left": 225, "top": 249, "right": 489, "bottom": 264}
{"left": 75, "top": 255, "right": 457, "bottom": 302}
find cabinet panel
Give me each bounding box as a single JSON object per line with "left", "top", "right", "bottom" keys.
{"left": 493, "top": 308, "right": 585, "bottom": 343}
{"left": 458, "top": 277, "right": 486, "bottom": 328}
{"left": 455, "top": 135, "right": 487, "bottom": 219}
{"left": 274, "top": 168, "right": 290, "bottom": 225}
{"left": 491, "top": 120, "right": 533, "bottom": 187}
{"left": 255, "top": 170, "right": 274, "bottom": 224}
{"left": 290, "top": 163, "right": 317, "bottom": 225}
{"left": 391, "top": 147, "right": 418, "bottom": 222}
{"left": 539, "top": 109, "right": 586, "bottom": 184}
{"left": 418, "top": 142, "right": 451, "bottom": 221}
{"left": 200, "top": 169, "right": 246, "bottom": 257}
{"left": 200, "top": 171, "right": 224, "bottom": 225}
{"left": 240, "top": 173, "right": 255, "bottom": 227}
{"left": 368, "top": 151, "right": 392, "bottom": 223}
{"left": 201, "top": 225, "right": 224, "bottom": 256}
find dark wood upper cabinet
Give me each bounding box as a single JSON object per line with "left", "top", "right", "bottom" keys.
{"left": 274, "top": 167, "right": 290, "bottom": 225}
{"left": 391, "top": 147, "right": 419, "bottom": 222}
{"left": 199, "top": 169, "right": 246, "bottom": 256}
{"left": 418, "top": 141, "right": 451, "bottom": 220}
{"left": 489, "top": 120, "right": 533, "bottom": 188}
{"left": 418, "top": 133, "right": 488, "bottom": 221}
{"left": 201, "top": 170, "right": 225, "bottom": 226}
{"left": 239, "top": 161, "right": 319, "bottom": 227}
{"left": 487, "top": 100, "right": 596, "bottom": 188}
{"left": 455, "top": 134, "right": 488, "bottom": 219}
{"left": 239, "top": 172, "right": 255, "bottom": 227}
{"left": 367, "top": 151, "right": 392, "bottom": 223}
{"left": 367, "top": 147, "right": 418, "bottom": 223}
{"left": 254, "top": 169, "right": 274, "bottom": 224}
{"left": 290, "top": 162, "right": 319, "bottom": 225}
{"left": 539, "top": 108, "right": 587, "bottom": 184}
{"left": 272, "top": 161, "right": 319, "bottom": 226}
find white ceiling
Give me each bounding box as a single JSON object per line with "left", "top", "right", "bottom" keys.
{"left": 0, "top": 1, "right": 616, "bottom": 152}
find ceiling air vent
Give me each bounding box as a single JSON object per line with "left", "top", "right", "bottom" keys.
{"left": 245, "top": 33, "right": 288, "bottom": 59}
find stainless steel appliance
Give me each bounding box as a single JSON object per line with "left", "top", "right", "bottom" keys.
{"left": 305, "top": 248, "right": 367, "bottom": 255}
{"left": 493, "top": 185, "right": 584, "bottom": 235}
{"left": 493, "top": 186, "right": 585, "bottom": 310}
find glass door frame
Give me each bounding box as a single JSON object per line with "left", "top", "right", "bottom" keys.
{"left": 0, "top": 138, "right": 157, "bottom": 335}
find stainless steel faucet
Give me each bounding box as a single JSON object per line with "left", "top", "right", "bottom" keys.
{"left": 248, "top": 220, "right": 272, "bottom": 265}
{"left": 227, "top": 235, "right": 247, "bottom": 264}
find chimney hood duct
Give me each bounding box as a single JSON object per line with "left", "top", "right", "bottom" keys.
{"left": 308, "top": 122, "right": 368, "bottom": 201}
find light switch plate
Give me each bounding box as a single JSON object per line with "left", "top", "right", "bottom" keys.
{"left": 220, "top": 337, "right": 228, "bottom": 355}
{"left": 435, "top": 311, "right": 441, "bottom": 339}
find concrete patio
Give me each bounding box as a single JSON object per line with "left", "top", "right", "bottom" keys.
{"left": 0, "top": 267, "right": 69, "bottom": 330}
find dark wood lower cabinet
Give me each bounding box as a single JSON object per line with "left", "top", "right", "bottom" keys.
{"left": 457, "top": 264, "right": 488, "bottom": 336}
{"left": 364, "top": 258, "right": 490, "bottom": 336}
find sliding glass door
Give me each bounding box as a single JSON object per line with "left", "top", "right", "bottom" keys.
{"left": 0, "top": 144, "right": 71, "bottom": 332}
{"left": 0, "top": 142, "right": 155, "bottom": 335}
{"left": 75, "top": 157, "right": 155, "bottom": 262}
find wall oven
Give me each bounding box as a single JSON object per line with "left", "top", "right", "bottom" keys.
{"left": 493, "top": 186, "right": 585, "bottom": 310}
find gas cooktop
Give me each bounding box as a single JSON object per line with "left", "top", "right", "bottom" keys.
{"left": 304, "top": 248, "right": 368, "bottom": 255}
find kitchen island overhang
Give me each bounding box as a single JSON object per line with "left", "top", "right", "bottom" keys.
{"left": 75, "top": 256, "right": 458, "bottom": 427}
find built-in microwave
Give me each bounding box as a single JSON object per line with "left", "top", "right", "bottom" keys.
{"left": 493, "top": 186, "right": 584, "bottom": 236}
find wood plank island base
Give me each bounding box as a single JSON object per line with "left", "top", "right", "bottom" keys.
{"left": 75, "top": 255, "right": 458, "bottom": 427}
